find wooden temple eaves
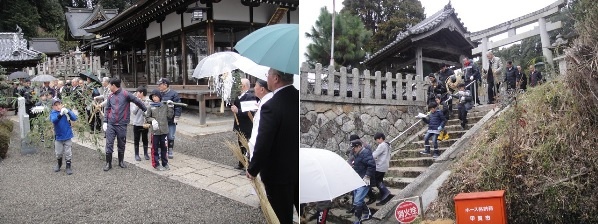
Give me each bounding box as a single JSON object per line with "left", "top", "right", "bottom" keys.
{"left": 363, "top": 2, "right": 475, "bottom": 73}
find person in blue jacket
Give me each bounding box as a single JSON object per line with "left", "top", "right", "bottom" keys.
{"left": 49, "top": 99, "right": 78, "bottom": 175}
{"left": 420, "top": 102, "right": 447, "bottom": 158}
{"left": 350, "top": 139, "right": 376, "bottom": 223}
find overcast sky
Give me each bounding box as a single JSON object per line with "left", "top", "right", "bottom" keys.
{"left": 299, "top": 0, "right": 558, "bottom": 62}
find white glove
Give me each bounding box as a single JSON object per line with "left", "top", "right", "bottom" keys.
{"left": 470, "top": 76, "right": 474, "bottom": 80}
{"left": 60, "top": 108, "right": 68, "bottom": 116}
{"left": 458, "top": 91, "right": 465, "bottom": 96}
{"left": 102, "top": 123, "right": 107, "bottom": 132}
{"left": 166, "top": 100, "right": 174, "bottom": 107}
{"left": 174, "top": 117, "right": 179, "bottom": 124}
{"left": 152, "top": 120, "right": 159, "bottom": 131}
{"left": 460, "top": 96, "right": 466, "bottom": 102}
{"left": 363, "top": 176, "right": 370, "bottom": 186}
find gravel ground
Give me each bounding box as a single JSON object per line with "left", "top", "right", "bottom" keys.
{"left": 0, "top": 122, "right": 265, "bottom": 223}
{"left": 123, "top": 128, "right": 240, "bottom": 168}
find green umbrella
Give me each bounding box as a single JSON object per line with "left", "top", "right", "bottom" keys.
{"left": 234, "top": 24, "right": 298, "bottom": 75}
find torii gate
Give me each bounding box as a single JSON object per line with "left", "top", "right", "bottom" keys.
{"left": 466, "top": 0, "right": 566, "bottom": 69}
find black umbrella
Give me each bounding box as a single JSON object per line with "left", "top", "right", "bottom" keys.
{"left": 8, "top": 71, "right": 30, "bottom": 80}
{"left": 79, "top": 72, "right": 101, "bottom": 84}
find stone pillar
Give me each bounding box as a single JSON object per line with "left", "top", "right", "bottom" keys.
{"left": 539, "top": 17, "right": 554, "bottom": 67}
{"left": 17, "top": 97, "right": 29, "bottom": 139}
{"left": 481, "top": 37, "right": 489, "bottom": 72}
{"left": 18, "top": 97, "right": 36, "bottom": 154}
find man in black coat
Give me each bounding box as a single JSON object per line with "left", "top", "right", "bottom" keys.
{"left": 231, "top": 78, "right": 258, "bottom": 170}
{"left": 246, "top": 69, "right": 298, "bottom": 224}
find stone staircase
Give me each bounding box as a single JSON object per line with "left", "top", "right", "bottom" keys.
{"left": 368, "top": 105, "right": 494, "bottom": 211}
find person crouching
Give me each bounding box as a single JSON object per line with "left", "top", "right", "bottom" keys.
{"left": 146, "top": 90, "right": 174, "bottom": 171}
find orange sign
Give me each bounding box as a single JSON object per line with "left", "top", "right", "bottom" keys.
{"left": 454, "top": 190, "right": 507, "bottom": 224}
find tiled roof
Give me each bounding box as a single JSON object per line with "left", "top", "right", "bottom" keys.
{"left": 65, "top": 6, "right": 119, "bottom": 40}
{"left": 364, "top": 3, "right": 468, "bottom": 64}
{"left": 29, "top": 38, "right": 61, "bottom": 55}
{"left": 0, "top": 32, "right": 42, "bottom": 62}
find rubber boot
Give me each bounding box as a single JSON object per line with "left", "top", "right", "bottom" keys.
{"left": 118, "top": 152, "right": 127, "bottom": 168}
{"left": 437, "top": 131, "right": 444, "bottom": 141}
{"left": 443, "top": 131, "right": 450, "bottom": 141}
{"left": 167, "top": 139, "right": 174, "bottom": 159}
{"left": 143, "top": 147, "right": 150, "bottom": 160}
{"left": 65, "top": 160, "right": 72, "bottom": 175}
{"left": 103, "top": 154, "right": 112, "bottom": 171}
{"left": 54, "top": 158, "right": 62, "bottom": 172}
{"left": 134, "top": 144, "right": 141, "bottom": 161}
{"left": 433, "top": 149, "right": 440, "bottom": 159}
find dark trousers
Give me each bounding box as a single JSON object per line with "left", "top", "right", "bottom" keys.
{"left": 87, "top": 110, "right": 102, "bottom": 133}
{"left": 264, "top": 182, "right": 299, "bottom": 224}
{"left": 105, "top": 124, "right": 127, "bottom": 154}
{"left": 458, "top": 104, "right": 468, "bottom": 125}
{"left": 152, "top": 134, "right": 168, "bottom": 167}
{"left": 487, "top": 78, "right": 496, "bottom": 103}
{"left": 133, "top": 125, "right": 149, "bottom": 152}
{"left": 468, "top": 81, "right": 480, "bottom": 104}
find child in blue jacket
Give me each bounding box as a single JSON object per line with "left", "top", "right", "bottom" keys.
{"left": 49, "top": 99, "right": 78, "bottom": 175}
{"left": 420, "top": 102, "right": 447, "bottom": 158}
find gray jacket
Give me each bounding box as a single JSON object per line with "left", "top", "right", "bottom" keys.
{"left": 372, "top": 142, "right": 391, "bottom": 172}
{"left": 146, "top": 102, "right": 174, "bottom": 135}
{"left": 104, "top": 89, "right": 147, "bottom": 126}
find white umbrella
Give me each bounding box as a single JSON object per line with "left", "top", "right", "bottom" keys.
{"left": 30, "top": 74, "right": 58, "bottom": 82}
{"left": 232, "top": 56, "right": 269, "bottom": 81}
{"left": 192, "top": 52, "right": 240, "bottom": 79}
{"left": 300, "top": 148, "right": 365, "bottom": 204}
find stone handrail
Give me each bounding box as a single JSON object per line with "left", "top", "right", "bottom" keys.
{"left": 300, "top": 62, "right": 427, "bottom": 106}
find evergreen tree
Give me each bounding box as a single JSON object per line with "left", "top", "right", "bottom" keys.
{"left": 342, "top": 0, "right": 425, "bottom": 52}
{"left": 305, "top": 7, "right": 372, "bottom": 69}
{"left": 35, "top": 0, "right": 65, "bottom": 33}
{"left": 0, "top": 0, "right": 40, "bottom": 37}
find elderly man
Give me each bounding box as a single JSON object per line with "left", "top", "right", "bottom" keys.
{"left": 529, "top": 65, "right": 543, "bottom": 87}
{"left": 248, "top": 79, "right": 273, "bottom": 160}
{"left": 246, "top": 69, "right": 298, "bottom": 224}
{"left": 485, "top": 51, "right": 503, "bottom": 104}
{"left": 231, "top": 78, "right": 258, "bottom": 170}
{"left": 55, "top": 80, "right": 65, "bottom": 99}
{"left": 102, "top": 78, "right": 147, "bottom": 171}
{"left": 462, "top": 57, "right": 481, "bottom": 105}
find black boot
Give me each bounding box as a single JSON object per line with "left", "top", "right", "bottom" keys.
{"left": 118, "top": 152, "right": 127, "bottom": 168}
{"left": 134, "top": 144, "right": 141, "bottom": 161}
{"left": 54, "top": 158, "right": 62, "bottom": 172}
{"left": 103, "top": 154, "right": 112, "bottom": 171}
{"left": 167, "top": 140, "right": 174, "bottom": 159}
{"left": 65, "top": 160, "right": 73, "bottom": 175}
{"left": 366, "top": 189, "right": 376, "bottom": 205}
{"left": 143, "top": 147, "right": 150, "bottom": 160}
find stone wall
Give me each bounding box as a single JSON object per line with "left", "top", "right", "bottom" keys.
{"left": 300, "top": 101, "right": 424, "bottom": 154}
{"left": 299, "top": 63, "right": 427, "bottom": 154}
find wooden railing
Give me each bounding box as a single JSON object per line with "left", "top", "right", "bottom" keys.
{"left": 300, "top": 62, "right": 427, "bottom": 106}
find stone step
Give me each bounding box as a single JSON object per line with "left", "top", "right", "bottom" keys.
{"left": 446, "top": 116, "right": 483, "bottom": 126}
{"left": 394, "top": 148, "right": 449, "bottom": 159}
{"left": 383, "top": 176, "right": 417, "bottom": 189}
{"left": 417, "top": 130, "right": 466, "bottom": 141}
{"left": 449, "top": 110, "right": 490, "bottom": 119}
{"left": 444, "top": 123, "right": 474, "bottom": 132}
{"left": 411, "top": 138, "right": 458, "bottom": 148}
{"left": 390, "top": 157, "right": 435, "bottom": 167}
{"left": 386, "top": 166, "right": 429, "bottom": 178}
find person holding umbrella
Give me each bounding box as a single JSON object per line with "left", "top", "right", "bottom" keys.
{"left": 246, "top": 68, "right": 298, "bottom": 224}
